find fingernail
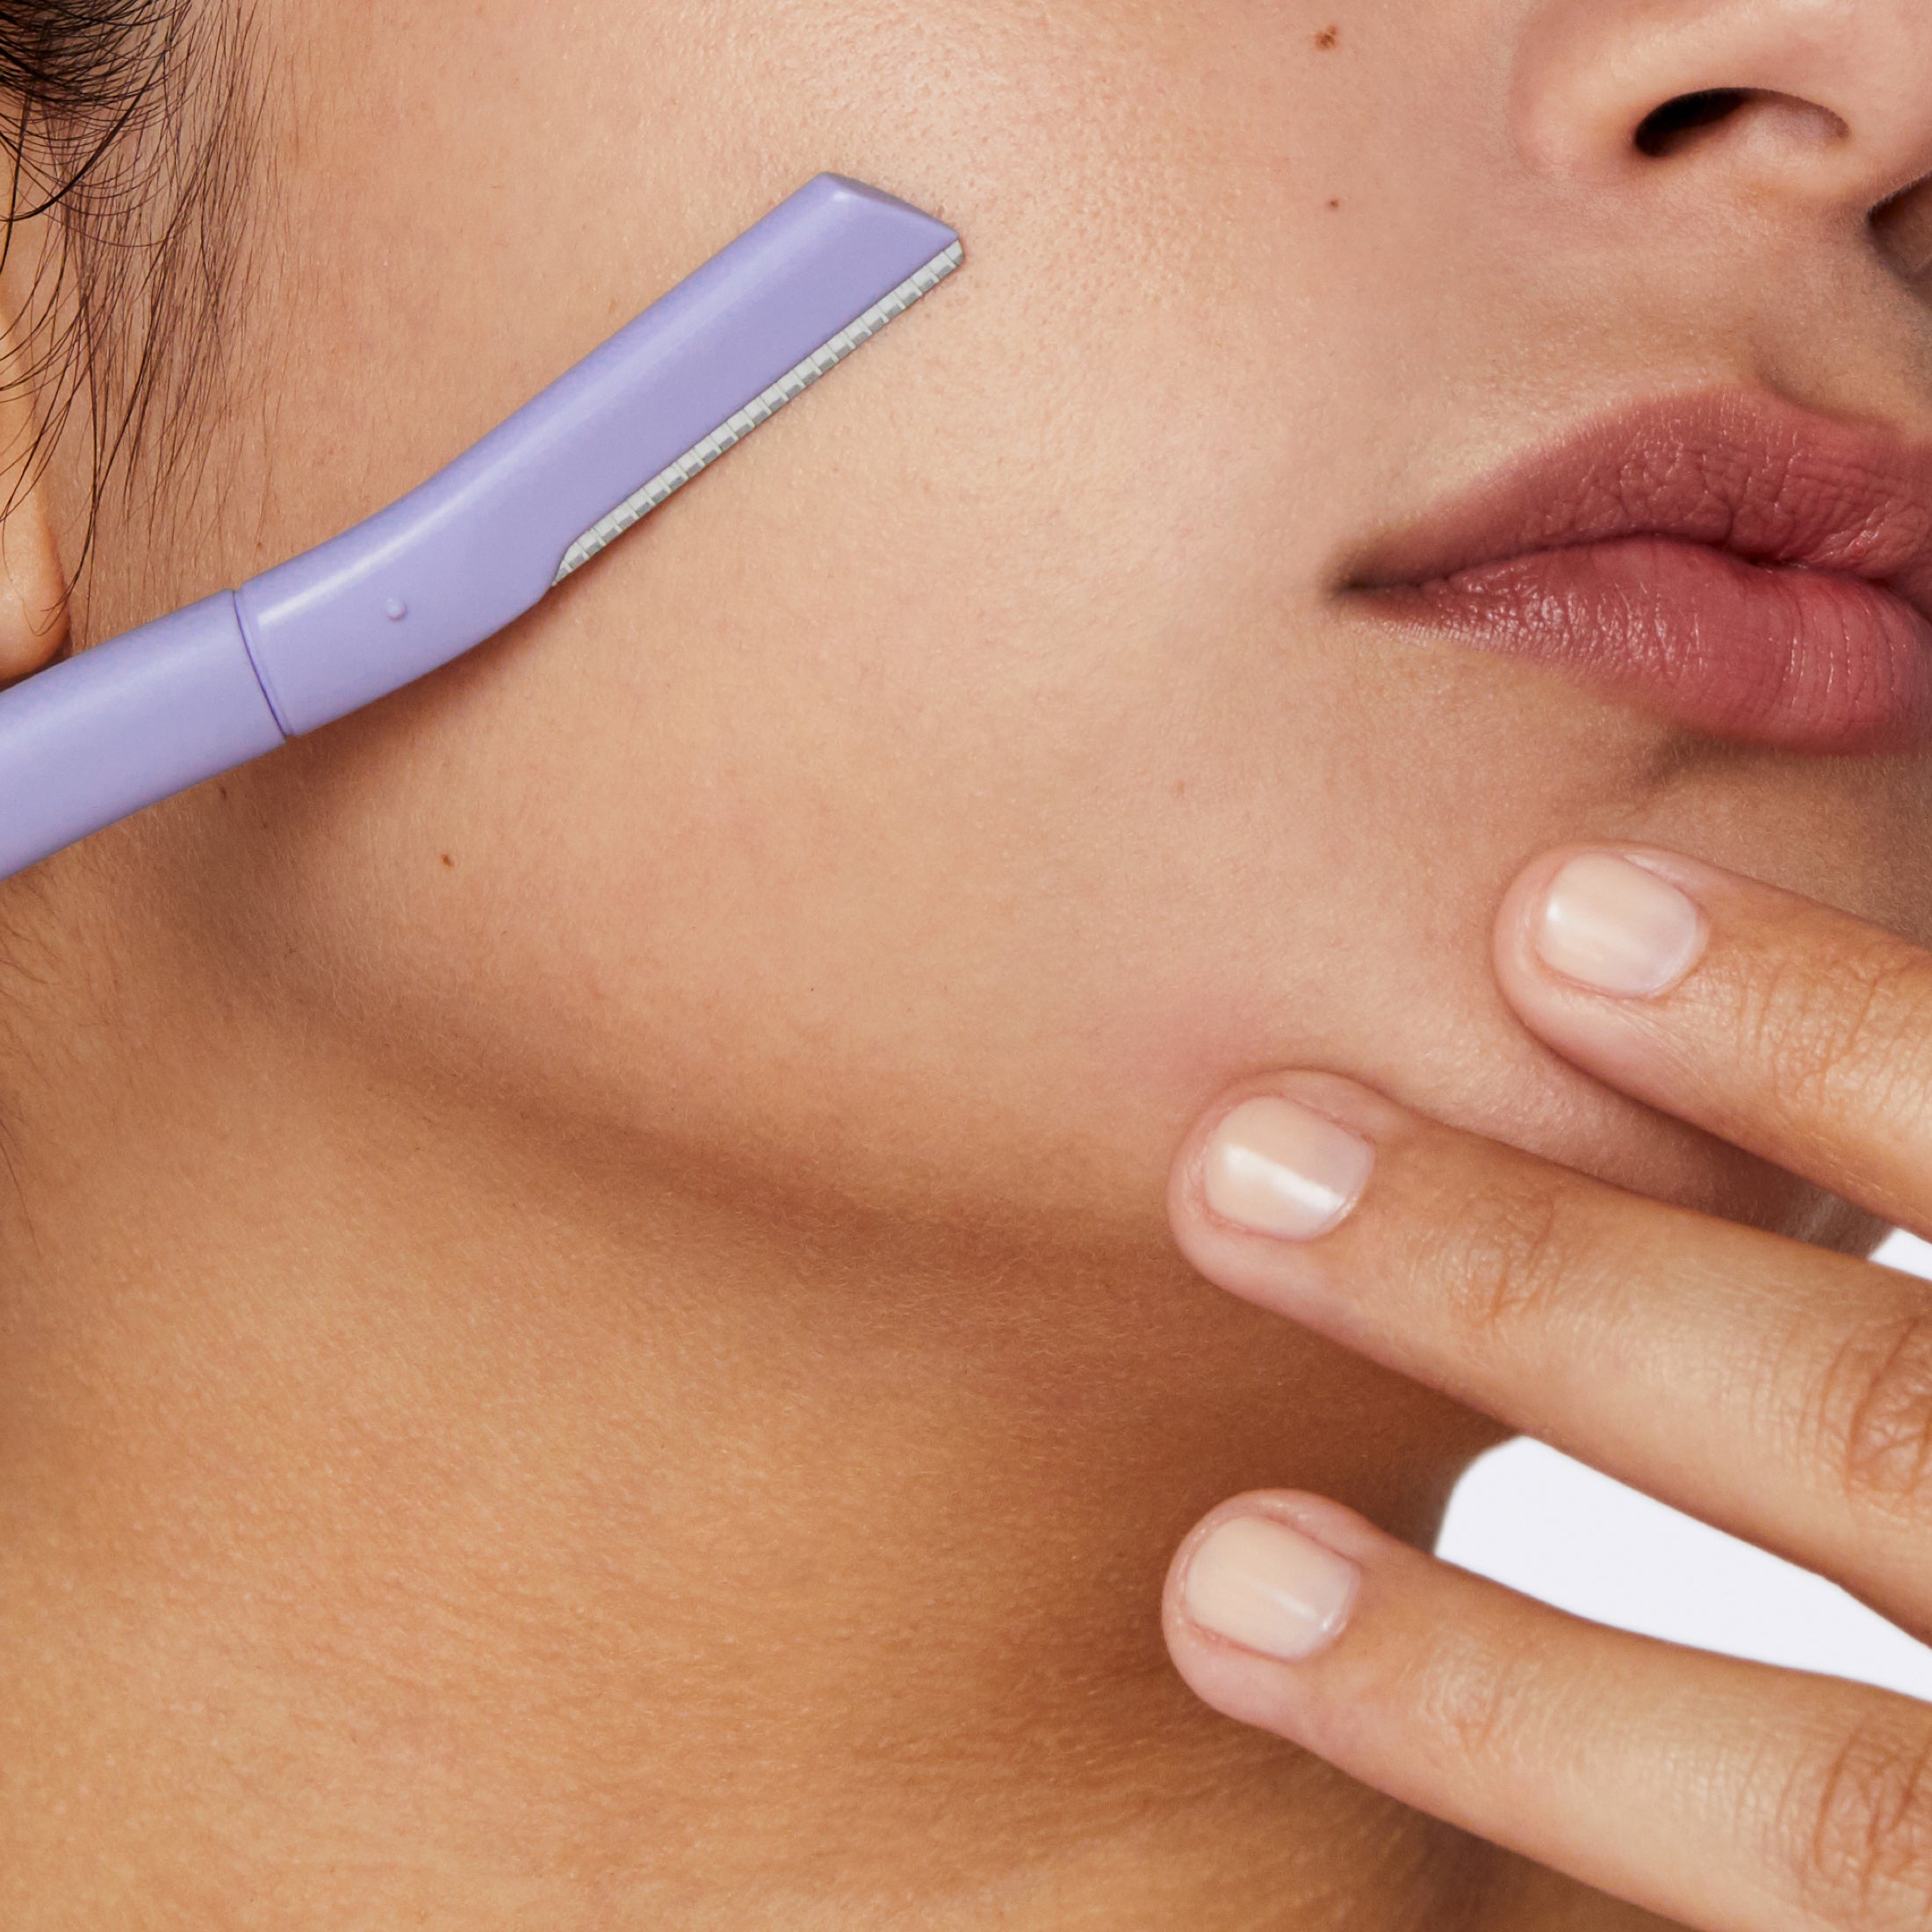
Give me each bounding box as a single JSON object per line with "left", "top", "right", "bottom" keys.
{"left": 1532, "top": 854, "right": 1706, "bottom": 998}
{"left": 1202, "top": 1096, "right": 1375, "bottom": 1242}
{"left": 1182, "top": 1514, "right": 1360, "bottom": 1662}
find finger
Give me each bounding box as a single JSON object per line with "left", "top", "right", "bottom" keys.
{"left": 1163, "top": 1490, "right": 1932, "bottom": 1932}
{"left": 1493, "top": 844, "right": 1932, "bottom": 1240}
{"left": 1167, "top": 1071, "right": 1932, "bottom": 1631}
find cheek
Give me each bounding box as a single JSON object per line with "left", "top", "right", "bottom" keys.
{"left": 153, "top": 0, "right": 1511, "bottom": 1229}
{"left": 200, "top": 338, "right": 1823, "bottom": 1254}
{"left": 193, "top": 0, "right": 1910, "bottom": 1241}
{"left": 226, "top": 599, "right": 1509, "bottom": 1242}
{"left": 206, "top": 121, "right": 1376, "bottom": 1213}
{"left": 206, "top": 284, "right": 1696, "bottom": 1235}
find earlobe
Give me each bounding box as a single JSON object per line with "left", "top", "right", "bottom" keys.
{"left": 0, "top": 317, "right": 68, "bottom": 682}
{"left": 0, "top": 468, "right": 69, "bottom": 682}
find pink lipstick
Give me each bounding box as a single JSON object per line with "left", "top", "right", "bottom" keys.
{"left": 1350, "top": 392, "right": 1932, "bottom": 753}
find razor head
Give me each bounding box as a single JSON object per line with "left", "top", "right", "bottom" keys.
{"left": 237, "top": 176, "right": 962, "bottom": 739}
{"left": 555, "top": 236, "right": 962, "bottom": 584}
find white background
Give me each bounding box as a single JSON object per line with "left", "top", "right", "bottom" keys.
{"left": 1437, "top": 1227, "right": 1932, "bottom": 1699}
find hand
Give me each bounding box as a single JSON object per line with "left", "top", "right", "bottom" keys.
{"left": 1160, "top": 845, "right": 1932, "bottom": 1931}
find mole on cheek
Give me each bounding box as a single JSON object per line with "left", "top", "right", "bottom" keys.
{"left": 1315, "top": 25, "right": 1339, "bottom": 50}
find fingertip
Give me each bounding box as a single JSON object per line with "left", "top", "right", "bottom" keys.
{"left": 1163, "top": 1490, "right": 1390, "bottom": 1739}
{"left": 1164, "top": 1491, "right": 1381, "bottom": 1657}
{"left": 1492, "top": 843, "right": 1591, "bottom": 1008}
{"left": 1165, "top": 1073, "right": 1409, "bottom": 1246}
{"left": 1498, "top": 845, "right": 1721, "bottom": 1023}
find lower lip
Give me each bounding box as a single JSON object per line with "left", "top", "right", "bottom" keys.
{"left": 1362, "top": 536, "right": 1932, "bottom": 753}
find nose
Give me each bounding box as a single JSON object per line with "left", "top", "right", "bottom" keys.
{"left": 1516, "top": 0, "right": 1932, "bottom": 228}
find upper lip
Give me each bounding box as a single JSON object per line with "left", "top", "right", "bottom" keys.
{"left": 1344, "top": 388, "right": 1932, "bottom": 625}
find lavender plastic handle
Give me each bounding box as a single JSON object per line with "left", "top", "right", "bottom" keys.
{"left": 0, "top": 174, "right": 957, "bottom": 880}
{"left": 0, "top": 595, "right": 281, "bottom": 880}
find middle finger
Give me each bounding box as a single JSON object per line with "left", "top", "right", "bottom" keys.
{"left": 1168, "top": 1070, "right": 1932, "bottom": 1634}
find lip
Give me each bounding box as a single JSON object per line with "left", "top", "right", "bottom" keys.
{"left": 1346, "top": 391, "right": 1932, "bottom": 753}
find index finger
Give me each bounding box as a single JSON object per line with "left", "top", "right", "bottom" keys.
{"left": 1493, "top": 845, "right": 1932, "bottom": 1242}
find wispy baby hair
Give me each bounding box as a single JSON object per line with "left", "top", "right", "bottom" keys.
{"left": 0, "top": 1, "right": 261, "bottom": 572}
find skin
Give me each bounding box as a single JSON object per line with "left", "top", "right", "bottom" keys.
{"left": 0, "top": 0, "right": 1928, "bottom": 1923}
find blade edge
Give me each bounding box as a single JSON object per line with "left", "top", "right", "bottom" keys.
{"left": 552, "top": 237, "right": 963, "bottom": 585}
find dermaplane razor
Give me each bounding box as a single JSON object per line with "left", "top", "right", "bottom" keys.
{"left": 0, "top": 174, "right": 962, "bottom": 881}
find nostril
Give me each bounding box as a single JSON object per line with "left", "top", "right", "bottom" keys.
{"left": 1633, "top": 89, "right": 1753, "bottom": 158}
{"left": 1872, "top": 177, "right": 1932, "bottom": 282}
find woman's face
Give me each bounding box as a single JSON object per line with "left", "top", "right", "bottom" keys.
{"left": 83, "top": 0, "right": 1932, "bottom": 1247}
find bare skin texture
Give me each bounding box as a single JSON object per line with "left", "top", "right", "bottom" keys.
{"left": 1, "top": 0, "right": 1931, "bottom": 1925}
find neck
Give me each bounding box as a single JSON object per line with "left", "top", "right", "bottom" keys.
{"left": 0, "top": 869, "right": 1503, "bottom": 1928}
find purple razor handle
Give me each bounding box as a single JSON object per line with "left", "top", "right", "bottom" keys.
{"left": 0, "top": 174, "right": 961, "bottom": 882}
